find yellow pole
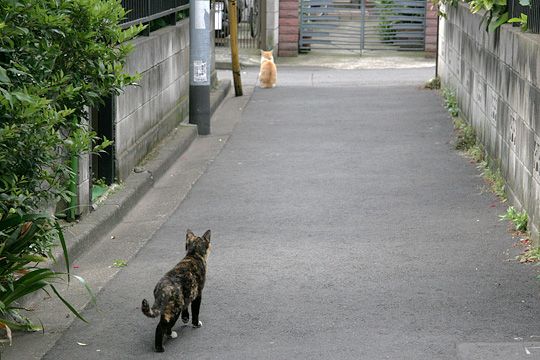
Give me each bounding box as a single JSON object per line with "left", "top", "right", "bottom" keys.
{"left": 229, "top": 0, "right": 243, "bottom": 96}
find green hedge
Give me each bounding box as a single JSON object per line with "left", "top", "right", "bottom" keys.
{"left": 0, "top": 0, "right": 142, "bottom": 340}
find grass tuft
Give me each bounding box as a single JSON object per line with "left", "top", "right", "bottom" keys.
{"left": 500, "top": 206, "right": 528, "bottom": 232}
{"left": 453, "top": 118, "right": 477, "bottom": 151}
{"left": 441, "top": 87, "right": 507, "bottom": 201}
{"left": 481, "top": 161, "right": 507, "bottom": 202}
{"left": 442, "top": 88, "right": 459, "bottom": 117}
{"left": 425, "top": 77, "right": 441, "bottom": 90}
{"left": 517, "top": 247, "right": 540, "bottom": 263}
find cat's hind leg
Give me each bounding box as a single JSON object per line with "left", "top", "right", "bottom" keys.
{"left": 166, "top": 312, "right": 180, "bottom": 339}
{"left": 154, "top": 316, "right": 168, "bottom": 352}
{"left": 181, "top": 307, "right": 190, "bottom": 324}
{"left": 191, "top": 295, "right": 203, "bottom": 328}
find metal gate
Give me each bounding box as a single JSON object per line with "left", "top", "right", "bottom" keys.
{"left": 215, "top": 0, "right": 261, "bottom": 48}
{"left": 299, "top": 0, "right": 426, "bottom": 52}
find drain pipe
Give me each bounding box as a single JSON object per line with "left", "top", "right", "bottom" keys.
{"left": 68, "top": 118, "right": 78, "bottom": 221}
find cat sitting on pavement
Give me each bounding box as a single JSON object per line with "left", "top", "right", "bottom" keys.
{"left": 258, "top": 49, "right": 277, "bottom": 89}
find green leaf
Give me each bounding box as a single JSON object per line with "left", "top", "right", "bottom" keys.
{"left": 0, "top": 87, "right": 13, "bottom": 107}
{"left": 0, "top": 318, "right": 41, "bottom": 334}
{"left": 0, "top": 66, "right": 10, "bottom": 84}
{"left": 54, "top": 220, "right": 71, "bottom": 277}
{"left": 50, "top": 285, "right": 88, "bottom": 323}
{"left": 73, "top": 275, "right": 96, "bottom": 306}
{"left": 1, "top": 280, "right": 49, "bottom": 306}
{"left": 519, "top": 0, "right": 530, "bottom": 6}
{"left": 488, "top": 12, "right": 509, "bottom": 32}
{"left": 11, "top": 91, "right": 33, "bottom": 103}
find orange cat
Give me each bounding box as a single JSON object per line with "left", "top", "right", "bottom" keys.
{"left": 258, "top": 50, "right": 277, "bottom": 89}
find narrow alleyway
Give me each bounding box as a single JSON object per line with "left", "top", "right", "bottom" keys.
{"left": 37, "top": 66, "right": 540, "bottom": 359}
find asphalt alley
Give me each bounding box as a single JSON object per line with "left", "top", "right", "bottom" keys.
{"left": 39, "top": 66, "right": 540, "bottom": 360}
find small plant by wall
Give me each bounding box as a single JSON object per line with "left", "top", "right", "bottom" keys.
{"left": 438, "top": 87, "right": 540, "bottom": 267}
{"left": 441, "top": 88, "right": 507, "bottom": 202}
{"left": 453, "top": 118, "right": 477, "bottom": 151}
{"left": 481, "top": 161, "right": 507, "bottom": 201}
{"left": 442, "top": 88, "right": 459, "bottom": 117}
{"left": 425, "top": 77, "right": 441, "bottom": 90}
{"left": 517, "top": 246, "right": 540, "bottom": 263}
{"left": 500, "top": 206, "right": 528, "bottom": 232}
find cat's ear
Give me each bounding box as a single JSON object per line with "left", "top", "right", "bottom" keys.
{"left": 186, "top": 229, "right": 196, "bottom": 250}
{"left": 202, "top": 229, "right": 211, "bottom": 242}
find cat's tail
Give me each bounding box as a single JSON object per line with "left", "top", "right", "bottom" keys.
{"left": 141, "top": 299, "right": 160, "bottom": 318}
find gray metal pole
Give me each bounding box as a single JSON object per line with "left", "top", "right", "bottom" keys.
{"left": 189, "top": 0, "right": 212, "bottom": 135}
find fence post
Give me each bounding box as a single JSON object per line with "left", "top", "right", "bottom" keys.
{"left": 189, "top": 0, "right": 212, "bottom": 135}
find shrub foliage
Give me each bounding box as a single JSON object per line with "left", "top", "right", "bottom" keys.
{"left": 0, "top": 0, "right": 142, "bottom": 340}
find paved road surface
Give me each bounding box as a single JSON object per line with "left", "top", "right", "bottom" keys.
{"left": 39, "top": 67, "right": 540, "bottom": 360}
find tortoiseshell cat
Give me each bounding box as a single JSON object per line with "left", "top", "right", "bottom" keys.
{"left": 142, "top": 229, "right": 211, "bottom": 352}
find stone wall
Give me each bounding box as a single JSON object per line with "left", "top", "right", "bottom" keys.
{"left": 439, "top": 3, "right": 540, "bottom": 240}
{"left": 115, "top": 20, "right": 190, "bottom": 181}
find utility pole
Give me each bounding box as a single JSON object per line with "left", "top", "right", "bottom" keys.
{"left": 229, "top": 0, "right": 243, "bottom": 96}
{"left": 189, "top": 0, "right": 212, "bottom": 135}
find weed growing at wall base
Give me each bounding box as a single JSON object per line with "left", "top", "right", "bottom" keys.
{"left": 440, "top": 87, "right": 507, "bottom": 202}
{"left": 517, "top": 247, "right": 540, "bottom": 263}
{"left": 500, "top": 206, "right": 528, "bottom": 232}
{"left": 425, "top": 77, "right": 441, "bottom": 90}
{"left": 453, "top": 118, "right": 477, "bottom": 151}
{"left": 480, "top": 161, "right": 507, "bottom": 201}
{"left": 467, "top": 143, "right": 485, "bottom": 163}
{"left": 442, "top": 88, "right": 459, "bottom": 117}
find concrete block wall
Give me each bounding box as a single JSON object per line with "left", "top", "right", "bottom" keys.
{"left": 115, "top": 20, "right": 190, "bottom": 181}
{"left": 278, "top": 0, "right": 299, "bottom": 56}
{"left": 439, "top": 3, "right": 540, "bottom": 241}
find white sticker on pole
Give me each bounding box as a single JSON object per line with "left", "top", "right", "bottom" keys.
{"left": 193, "top": 60, "right": 208, "bottom": 83}
{"left": 195, "top": 0, "right": 210, "bottom": 29}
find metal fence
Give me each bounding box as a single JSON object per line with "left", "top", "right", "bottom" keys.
{"left": 120, "top": 0, "right": 190, "bottom": 28}
{"left": 299, "top": 0, "right": 426, "bottom": 52}
{"left": 214, "top": 0, "right": 261, "bottom": 48}
{"left": 508, "top": 0, "right": 540, "bottom": 33}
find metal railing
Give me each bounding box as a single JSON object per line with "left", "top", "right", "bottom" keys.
{"left": 215, "top": 0, "right": 261, "bottom": 48}
{"left": 508, "top": 0, "right": 540, "bottom": 33}
{"left": 120, "top": 0, "right": 190, "bottom": 28}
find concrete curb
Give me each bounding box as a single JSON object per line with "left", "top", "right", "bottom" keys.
{"left": 52, "top": 79, "right": 232, "bottom": 273}
{"left": 211, "top": 79, "right": 232, "bottom": 115}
